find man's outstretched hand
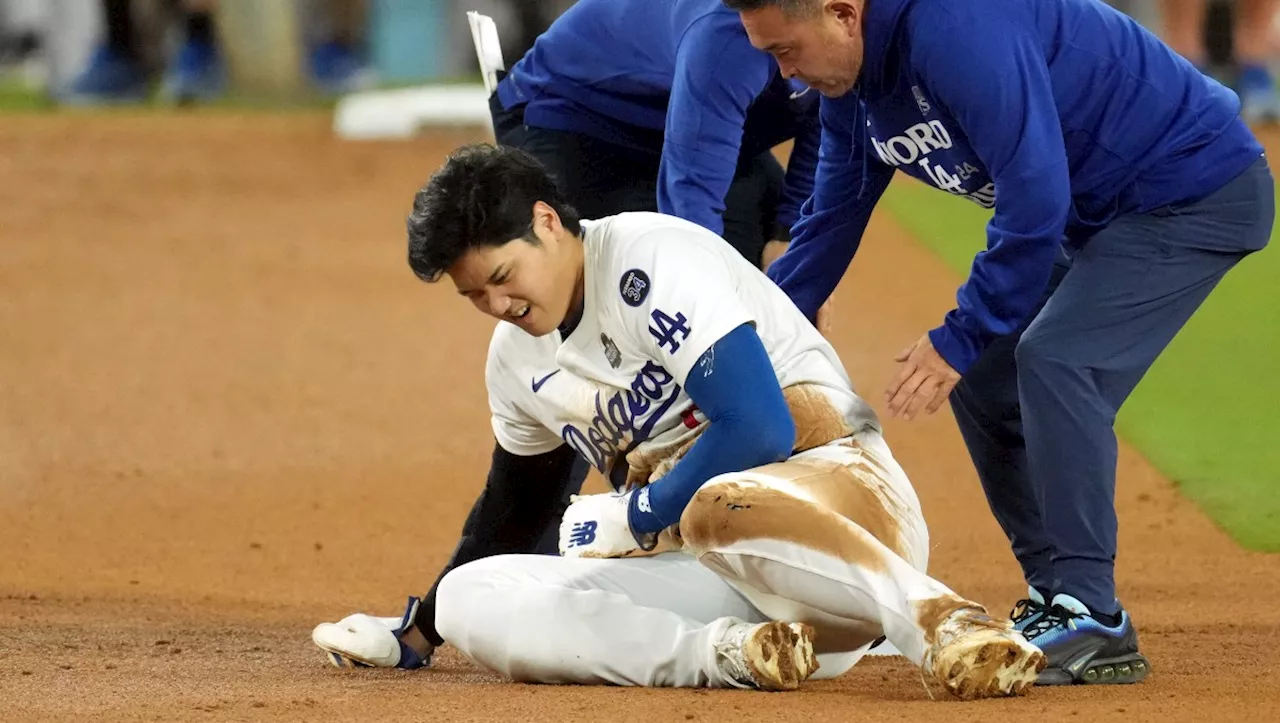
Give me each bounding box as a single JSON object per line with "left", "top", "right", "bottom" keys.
{"left": 884, "top": 333, "right": 960, "bottom": 421}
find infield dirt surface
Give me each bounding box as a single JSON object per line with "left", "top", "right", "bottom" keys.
{"left": 2, "top": 115, "right": 1278, "bottom": 721}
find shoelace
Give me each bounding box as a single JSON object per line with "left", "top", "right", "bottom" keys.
{"left": 1011, "top": 597, "right": 1047, "bottom": 625}
{"left": 1022, "top": 604, "right": 1084, "bottom": 640}
{"left": 713, "top": 629, "right": 755, "bottom": 687}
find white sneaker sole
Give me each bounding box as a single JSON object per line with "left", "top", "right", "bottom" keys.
{"left": 743, "top": 621, "right": 820, "bottom": 691}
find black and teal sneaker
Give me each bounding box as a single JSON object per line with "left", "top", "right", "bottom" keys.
{"left": 1023, "top": 593, "right": 1150, "bottom": 685}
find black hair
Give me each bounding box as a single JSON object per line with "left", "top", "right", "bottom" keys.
{"left": 721, "top": 0, "right": 821, "bottom": 17}
{"left": 406, "top": 143, "right": 581, "bottom": 282}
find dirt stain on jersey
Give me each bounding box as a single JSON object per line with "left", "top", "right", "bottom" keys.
{"left": 623, "top": 384, "right": 894, "bottom": 562}
{"left": 622, "top": 384, "right": 858, "bottom": 490}
{"left": 783, "top": 385, "right": 855, "bottom": 452}
{"left": 624, "top": 419, "right": 703, "bottom": 490}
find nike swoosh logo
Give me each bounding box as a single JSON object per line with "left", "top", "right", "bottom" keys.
{"left": 531, "top": 370, "right": 561, "bottom": 393}
{"left": 789, "top": 87, "right": 812, "bottom": 100}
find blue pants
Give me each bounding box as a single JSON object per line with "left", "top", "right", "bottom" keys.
{"left": 950, "top": 156, "right": 1274, "bottom": 615}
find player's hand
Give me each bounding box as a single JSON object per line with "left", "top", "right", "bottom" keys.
{"left": 884, "top": 333, "right": 959, "bottom": 421}
{"left": 559, "top": 491, "right": 642, "bottom": 558}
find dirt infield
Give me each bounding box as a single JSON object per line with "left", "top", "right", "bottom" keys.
{"left": 2, "top": 115, "right": 1278, "bottom": 722}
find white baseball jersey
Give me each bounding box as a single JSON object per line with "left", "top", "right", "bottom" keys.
{"left": 485, "top": 212, "right": 879, "bottom": 487}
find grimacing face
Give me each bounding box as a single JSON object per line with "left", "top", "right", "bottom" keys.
{"left": 446, "top": 201, "right": 583, "bottom": 337}
{"left": 738, "top": 1, "right": 865, "bottom": 98}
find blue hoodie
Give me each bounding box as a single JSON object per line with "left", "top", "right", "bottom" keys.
{"left": 496, "top": 0, "right": 820, "bottom": 239}
{"left": 767, "top": 0, "right": 1264, "bottom": 373}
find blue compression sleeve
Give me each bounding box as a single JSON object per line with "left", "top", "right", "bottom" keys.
{"left": 627, "top": 323, "right": 795, "bottom": 536}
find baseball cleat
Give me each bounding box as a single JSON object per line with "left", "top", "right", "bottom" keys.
{"left": 311, "top": 596, "right": 431, "bottom": 669}
{"left": 925, "top": 607, "right": 1046, "bottom": 700}
{"left": 715, "top": 620, "right": 819, "bottom": 691}
{"left": 1022, "top": 594, "right": 1150, "bottom": 686}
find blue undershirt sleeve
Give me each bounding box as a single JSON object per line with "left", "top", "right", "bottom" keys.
{"left": 627, "top": 322, "right": 795, "bottom": 537}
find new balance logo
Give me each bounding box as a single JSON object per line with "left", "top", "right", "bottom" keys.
{"left": 637, "top": 488, "right": 652, "bottom": 514}
{"left": 567, "top": 520, "right": 598, "bottom": 548}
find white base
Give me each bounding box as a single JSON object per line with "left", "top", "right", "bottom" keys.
{"left": 867, "top": 641, "right": 901, "bottom": 657}
{"left": 332, "top": 83, "right": 493, "bottom": 140}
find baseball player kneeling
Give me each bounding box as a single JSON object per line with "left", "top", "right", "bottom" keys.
{"left": 311, "top": 144, "right": 1044, "bottom": 700}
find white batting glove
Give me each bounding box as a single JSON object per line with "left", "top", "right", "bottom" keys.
{"left": 559, "top": 491, "right": 642, "bottom": 558}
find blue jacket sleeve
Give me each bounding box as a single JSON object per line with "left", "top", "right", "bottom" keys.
{"left": 766, "top": 94, "right": 896, "bottom": 320}
{"left": 659, "top": 18, "right": 774, "bottom": 236}
{"left": 627, "top": 323, "right": 795, "bottom": 535}
{"left": 773, "top": 109, "right": 822, "bottom": 240}
{"left": 915, "top": 7, "right": 1071, "bottom": 373}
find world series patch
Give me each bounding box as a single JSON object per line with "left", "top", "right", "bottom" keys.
{"left": 619, "top": 269, "right": 650, "bottom": 307}
{"left": 600, "top": 333, "right": 622, "bottom": 369}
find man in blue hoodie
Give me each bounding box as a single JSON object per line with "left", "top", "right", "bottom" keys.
{"left": 490, "top": 0, "right": 821, "bottom": 274}
{"left": 725, "top": 0, "right": 1274, "bottom": 686}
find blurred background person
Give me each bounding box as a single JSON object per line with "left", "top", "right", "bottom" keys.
{"left": 10, "top": 1, "right": 575, "bottom": 108}
{"left": 0, "top": 0, "right": 44, "bottom": 88}
{"left": 62, "top": 0, "right": 370, "bottom": 105}
{"left": 306, "top": 0, "right": 370, "bottom": 94}
{"left": 1159, "top": 0, "right": 1280, "bottom": 122}
{"left": 62, "top": 0, "right": 221, "bottom": 104}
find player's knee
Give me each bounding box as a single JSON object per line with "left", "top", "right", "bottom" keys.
{"left": 433, "top": 568, "right": 472, "bottom": 644}
{"left": 679, "top": 473, "right": 791, "bottom": 555}
{"left": 434, "top": 557, "right": 505, "bottom": 644}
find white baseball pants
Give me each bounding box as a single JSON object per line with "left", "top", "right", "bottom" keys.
{"left": 434, "top": 430, "right": 976, "bottom": 687}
